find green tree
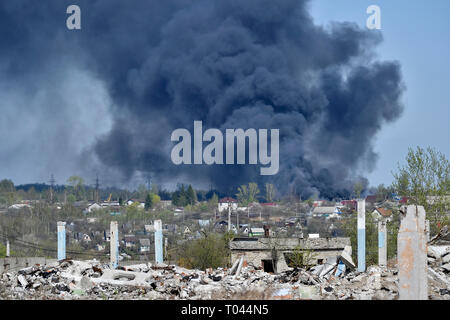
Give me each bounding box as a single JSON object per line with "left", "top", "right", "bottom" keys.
{"left": 151, "top": 193, "right": 161, "bottom": 205}
{"left": 236, "top": 182, "right": 260, "bottom": 206}
{"left": 67, "top": 176, "right": 85, "bottom": 201}
{"left": 145, "top": 193, "right": 153, "bottom": 210}
{"left": 392, "top": 146, "right": 450, "bottom": 233}
{"left": 208, "top": 193, "right": 219, "bottom": 210}
{"left": 66, "top": 194, "right": 76, "bottom": 204}
{"left": 187, "top": 185, "right": 197, "bottom": 205}
{"left": 353, "top": 182, "right": 364, "bottom": 199}
{"left": 172, "top": 184, "right": 188, "bottom": 207}
{"left": 0, "top": 179, "right": 17, "bottom": 206}
{"left": 375, "top": 184, "right": 392, "bottom": 202}
{"left": 265, "top": 183, "right": 276, "bottom": 203}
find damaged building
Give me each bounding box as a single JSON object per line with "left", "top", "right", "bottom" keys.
{"left": 229, "top": 237, "right": 351, "bottom": 273}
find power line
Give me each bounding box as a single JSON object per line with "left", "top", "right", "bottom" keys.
{"left": 0, "top": 232, "right": 110, "bottom": 258}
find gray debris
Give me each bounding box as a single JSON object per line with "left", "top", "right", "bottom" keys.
{"left": 0, "top": 255, "right": 448, "bottom": 300}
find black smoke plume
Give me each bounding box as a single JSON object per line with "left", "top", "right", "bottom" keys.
{"left": 0, "top": 0, "right": 404, "bottom": 198}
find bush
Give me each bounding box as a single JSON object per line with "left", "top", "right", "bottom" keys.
{"left": 286, "top": 244, "right": 317, "bottom": 270}
{"left": 177, "top": 233, "right": 230, "bottom": 270}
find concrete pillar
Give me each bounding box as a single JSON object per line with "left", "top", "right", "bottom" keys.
{"left": 378, "top": 220, "right": 387, "bottom": 267}
{"left": 57, "top": 221, "right": 66, "bottom": 261}
{"left": 154, "top": 220, "right": 163, "bottom": 264}
{"left": 357, "top": 199, "right": 366, "bottom": 272}
{"left": 110, "top": 221, "right": 119, "bottom": 269}
{"left": 398, "top": 205, "right": 428, "bottom": 300}
{"left": 6, "top": 239, "right": 10, "bottom": 257}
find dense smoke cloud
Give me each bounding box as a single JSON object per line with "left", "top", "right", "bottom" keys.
{"left": 0, "top": 0, "right": 404, "bottom": 198}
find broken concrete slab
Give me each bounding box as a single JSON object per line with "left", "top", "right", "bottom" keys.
{"left": 442, "top": 263, "right": 450, "bottom": 273}
{"left": 17, "top": 275, "right": 28, "bottom": 288}
{"left": 339, "top": 250, "right": 356, "bottom": 270}
{"left": 428, "top": 246, "right": 450, "bottom": 259}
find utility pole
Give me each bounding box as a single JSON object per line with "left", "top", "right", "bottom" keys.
{"left": 95, "top": 175, "right": 100, "bottom": 203}
{"left": 146, "top": 174, "right": 152, "bottom": 192}
{"left": 49, "top": 174, "right": 56, "bottom": 204}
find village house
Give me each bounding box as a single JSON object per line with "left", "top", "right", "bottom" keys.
{"left": 341, "top": 200, "right": 357, "bottom": 211}
{"left": 123, "top": 234, "right": 137, "bottom": 248}
{"left": 372, "top": 207, "right": 393, "bottom": 221}
{"left": 173, "top": 208, "right": 184, "bottom": 216}
{"left": 139, "top": 238, "right": 151, "bottom": 253}
{"left": 103, "top": 230, "right": 111, "bottom": 242}
{"left": 248, "top": 227, "right": 265, "bottom": 237}
{"left": 144, "top": 224, "right": 154, "bottom": 234}
{"left": 183, "top": 226, "right": 192, "bottom": 237}
{"left": 82, "top": 234, "right": 92, "bottom": 243}
{"left": 218, "top": 197, "right": 238, "bottom": 213}
{"left": 83, "top": 203, "right": 101, "bottom": 214}
{"left": 312, "top": 206, "right": 337, "bottom": 217}
{"left": 365, "top": 195, "right": 378, "bottom": 205}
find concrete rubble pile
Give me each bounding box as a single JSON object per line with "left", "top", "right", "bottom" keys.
{"left": 427, "top": 245, "right": 450, "bottom": 297}
{"left": 1, "top": 245, "right": 449, "bottom": 300}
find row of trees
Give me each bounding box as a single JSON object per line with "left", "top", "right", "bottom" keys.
{"left": 235, "top": 183, "right": 277, "bottom": 206}
{"left": 393, "top": 146, "right": 449, "bottom": 233}
{"left": 172, "top": 184, "right": 197, "bottom": 207}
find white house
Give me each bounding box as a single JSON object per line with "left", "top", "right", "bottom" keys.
{"left": 8, "top": 203, "right": 31, "bottom": 210}
{"left": 218, "top": 197, "right": 238, "bottom": 213}
{"left": 174, "top": 208, "right": 184, "bottom": 216}
{"left": 144, "top": 224, "right": 155, "bottom": 233}
{"left": 312, "top": 206, "right": 337, "bottom": 217}
{"left": 198, "top": 219, "right": 210, "bottom": 227}
{"left": 139, "top": 239, "right": 151, "bottom": 253}
{"left": 84, "top": 203, "right": 102, "bottom": 214}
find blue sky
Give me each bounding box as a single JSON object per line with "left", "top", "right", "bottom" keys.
{"left": 310, "top": 0, "right": 450, "bottom": 187}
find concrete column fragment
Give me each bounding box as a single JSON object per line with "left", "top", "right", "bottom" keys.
{"left": 234, "top": 257, "right": 244, "bottom": 278}
{"left": 57, "top": 221, "right": 66, "bottom": 261}
{"left": 6, "top": 239, "right": 10, "bottom": 257}
{"left": 398, "top": 205, "right": 428, "bottom": 300}
{"left": 229, "top": 258, "right": 240, "bottom": 275}
{"left": 154, "top": 220, "right": 163, "bottom": 264}
{"left": 357, "top": 199, "right": 366, "bottom": 272}
{"left": 378, "top": 220, "right": 387, "bottom": 267}
{"left": 110, "top": 221, "right": 119, "bottom": 269}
